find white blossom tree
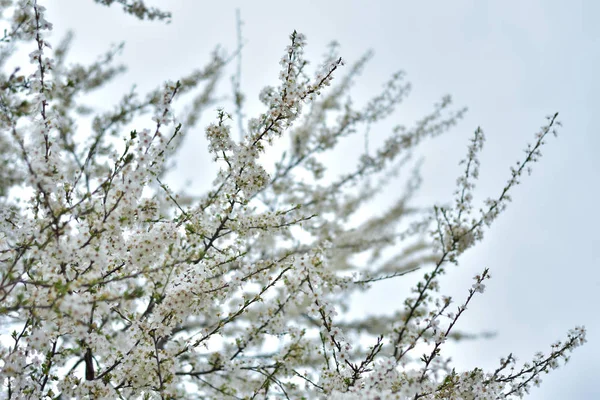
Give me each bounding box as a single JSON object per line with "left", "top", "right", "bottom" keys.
{"left": 0, "top": 1, "right": 586, "bottom": 399}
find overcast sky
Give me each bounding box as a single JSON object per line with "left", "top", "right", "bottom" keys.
{"left": 48, "top": 1, "right": 599, "bottom": 398}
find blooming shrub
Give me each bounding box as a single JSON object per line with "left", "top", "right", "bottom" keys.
{"left": 0, "top": 1, "right": 586, "bottom": 399}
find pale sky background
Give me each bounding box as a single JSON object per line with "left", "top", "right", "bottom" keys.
{"left": 47, "top": 1, "right": 599, "bottom": 398}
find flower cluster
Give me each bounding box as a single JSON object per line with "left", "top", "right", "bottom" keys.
{"left": 0, "top": 1, "right": 585, "bottom": 399}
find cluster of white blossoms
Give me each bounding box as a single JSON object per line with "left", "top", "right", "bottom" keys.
{"left": 0, "top": 1, "right": 586, "bottom": 399}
